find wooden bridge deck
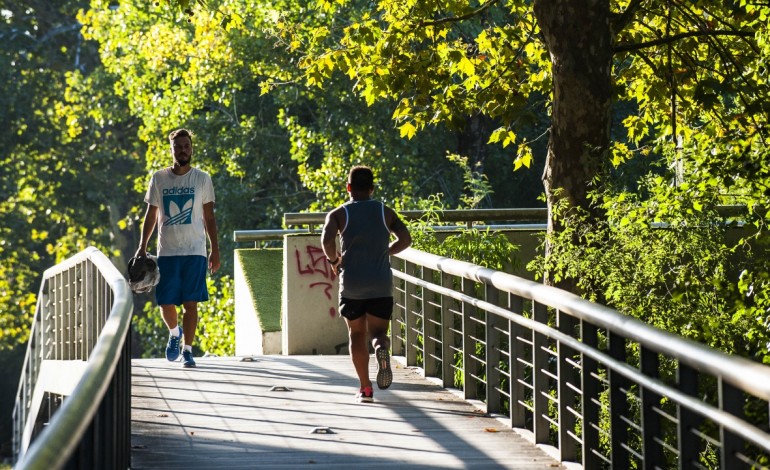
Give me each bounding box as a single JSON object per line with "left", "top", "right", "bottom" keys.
{"left": 131, "top": 355, "right": 566, "bottom": 469}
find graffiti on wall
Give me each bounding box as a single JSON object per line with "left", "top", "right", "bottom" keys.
{"left": 294, "top": 244, "right": 338, "bottom": 317}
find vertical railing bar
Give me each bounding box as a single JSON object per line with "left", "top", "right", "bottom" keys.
{"left": 462, "top": 277, "right": 478, "bottom": 400}
{"left": 65, "top": 265, "right": 73, "bottom": 360}
{"left": 390, "top": 256, "right": 405, "bottom": 357}
{"left": 557, "top": 309, "right": 579, "bottom": 461}
{"left": 677, "top": 363, "right": 702, "bottom": 469}
{"left": 581, "top": 321, "right": 602, "bottom": 468}
{"left": 509, "top": 294, "right": 527, "bottom": 429}
{"left": 609, "top": 331, "right": 630, "bottom": 470}
{"left": 78, "top": 262, "right": 85, "bottom": 361}
{"left": 423, "top": 267, "right": 439, "bottom": 378}
{"left": 486, "top": 284, "right": 502, "bottom": 415}
{"left": 719, "top": 379, "right": 745, "bottom": 469}
{"left": 533, "top": 301, "right": 550, "bottom": 444}
{"left": 404, "top": 261, "right": 419, "bottom": 367}
{"left": 54, "top": 273, "right": 61, "bottom": 361}
{"left": 440, "top": 271, "right": 454, "bottom": 389}
{"left": 641, "top": 345, "right": 664, "bottom": 469}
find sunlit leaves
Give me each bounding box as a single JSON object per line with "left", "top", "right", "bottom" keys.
{"left": 399, "top": 121, "right": 417, "bottom": 139}
{"left": 514, "top": 143, "right": 532, "bottom": 171}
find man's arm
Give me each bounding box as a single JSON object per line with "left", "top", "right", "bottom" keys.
{"left": 203, "top": 201, "right": 220, "bottom": 273}
{"left": 321, "top": 208, "right": 342, "bottom": 274}
{"left": 135, "top": 204, "right": 158, "bottom": 258}
{"left": 385, "top": 207, "right": 412, "bottom": 256}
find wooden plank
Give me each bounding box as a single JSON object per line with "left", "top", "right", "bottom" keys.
{"left": 132, "top": 356, "right": 564, "bottom": 469}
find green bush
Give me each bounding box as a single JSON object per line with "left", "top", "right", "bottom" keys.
{"left": 529, "top": 186, "right": 743, "bottom": 353}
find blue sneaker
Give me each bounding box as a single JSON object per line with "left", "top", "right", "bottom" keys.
{"left": 182, "top": 349, "right": 196, "bottom": 368}
{"left": 165, "top": 327, "right": 183, "bottom": 362}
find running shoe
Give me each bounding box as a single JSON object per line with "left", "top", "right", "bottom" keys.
{"left": 356, "top": 387, "right": 374, "bottom": 403}
{"left": 375, "top": 346, "right": 392, "bottom": 390}
{"left": 165, "top": 327, "right": 183, "bottom": 362}
{"left": 182, "top": 349, "right": 196, "bottom": 368}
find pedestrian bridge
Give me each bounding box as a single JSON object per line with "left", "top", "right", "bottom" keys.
{"left": 12, "top": 225, "right": 770, "bottom": 469}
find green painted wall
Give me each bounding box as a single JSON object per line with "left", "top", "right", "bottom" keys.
{"left": 235, "top": 248, "right": 282, "bottom": 332}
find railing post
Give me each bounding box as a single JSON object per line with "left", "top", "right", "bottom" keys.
{"left": 557, "top": 310, "right": 579, "bottom": 461}
{"left": 391, "top": 257, "right": 406, "bottom": 357}
{"left": 440, "top": 272, "right": 455, "bottom": 389}
{"left": 485, "top": 284, "right": 502, "bottom": 415}
{"left": 423, "top": 267, "right": 440, "bottom": 377}
{"left": 533, "top": 301, "right": 550, "bottom": 444}
{"left": 581, "top": 321, "right": 602, "bottom": 469}
{"left": 609, "top": 331, "right": 630, "bottom": 470}
{"left": 404, "top": 261, "right": 419, "bottom": 367}
{"left": 720, "top": 379, "right": 745, "bottom": 469}
{"left": 677, "top": 363, "right": 702, "bottom": 469}
{"left": 462, "top": 277, "right": 479, "bottom": 401}
{"left": 509, "top": 295, "right": 527, "bottom": 429}
{"left": 640, "top": 345, "right": 664, "bottom": 468}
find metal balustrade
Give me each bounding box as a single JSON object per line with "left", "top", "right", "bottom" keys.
{"left": 390, "top": 247, "right": 770, "bottom": 469}
{"left": 12, "top": 247, "right": 133, "bottom": 470}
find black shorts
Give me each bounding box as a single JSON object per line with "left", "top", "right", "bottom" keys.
{"left": 339, "top": 297, "right": 393, "bottom": 321}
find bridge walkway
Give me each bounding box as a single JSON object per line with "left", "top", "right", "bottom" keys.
{"left": 131, "top": 355, "right": 565, "bottom": 469}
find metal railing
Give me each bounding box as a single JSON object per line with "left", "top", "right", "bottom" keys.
{"left": 391, "top": 247, "right": 770, "bottom": 469}
{"left": 12, "top": 247, "right": 133, "bottom": 470}
{"left": 233, "top": 208, "right": 549, "bottom": 246}
{"left": 283, "top": 207, "right": 548, "bottom": 231}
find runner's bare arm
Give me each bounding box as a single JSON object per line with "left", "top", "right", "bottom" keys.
{"left": 385, "top": 207, "right": 411, "bottom": 256}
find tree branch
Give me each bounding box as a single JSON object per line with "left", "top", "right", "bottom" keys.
{"left": 417, "top": 0, "right": 503, "bottom": 28}
{"left": 614, "top": 29, "right": 755, "bottom": 53}
{"left": 611, "top": 0, "right": 648, "bottom": 35}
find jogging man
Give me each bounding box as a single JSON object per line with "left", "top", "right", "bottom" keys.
{"left": 321, "top": 165, "right": 412, "bottom": 402}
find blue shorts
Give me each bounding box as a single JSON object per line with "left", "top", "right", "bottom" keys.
{"left": 155, "top": 256, "right": 209, "bottom": 306}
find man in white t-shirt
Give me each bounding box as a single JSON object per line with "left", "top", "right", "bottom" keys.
{"left": 135, "top": 128, "right": 220, "bottom": 368}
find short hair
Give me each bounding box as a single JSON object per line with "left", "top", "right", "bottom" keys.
{"left": 348, "top": 165, "right": 374, "bottom": 191}
{"left": 168, "top": 128, "right": 194, "bottom": 142}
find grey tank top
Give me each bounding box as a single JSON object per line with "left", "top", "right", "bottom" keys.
{"left": 338, "top": 199, "right": 392, "bottom": 299}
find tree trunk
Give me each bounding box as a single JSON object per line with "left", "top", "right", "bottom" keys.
{"left": 533, "top": 0, "right": 613, "bottom": 289}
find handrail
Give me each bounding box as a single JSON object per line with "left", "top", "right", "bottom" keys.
{"left": 283, "top": 205, "right": 747, "bottom": 231}
{"left": 391, "top": 246, "right": 770, "bottom": 468}
{"left": 283, "top": 207, "right": 548, "bottom": 231}
{"left": 233, "top": 223, "right": 547, "bottom": 243}
{"left": 13, "top": 247, "right": 133, "bottom": 469}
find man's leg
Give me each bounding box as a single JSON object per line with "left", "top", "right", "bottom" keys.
{"left": 345, "top": 316, "right": 372, "bottom": 389}
{"left": 367, "top": 315, "right": 390, "bottom": 351}
{"left": 181, "top": 301, "right": 198, "bottom": 347}
{"left": 368, "top": 315, "right": 393, "bottom": 390}
{"left": 160, "top": 304, "right": 182, "bottom": 361}
{"left": 366, "top": 315, "right": 390, "bottom": 349}
{"left": 160, "top": 304, "right": 179, "bottom": 329}
{"left": 179, "top": 301, "right": 199, "bottom": 368}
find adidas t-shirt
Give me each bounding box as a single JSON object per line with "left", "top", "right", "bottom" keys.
{"left": 145, "top": 167, "right": 215, "bottom": 257}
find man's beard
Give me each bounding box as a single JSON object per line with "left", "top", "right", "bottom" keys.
{"left": 175, "top": 157, "right": 190, "bottom": 167}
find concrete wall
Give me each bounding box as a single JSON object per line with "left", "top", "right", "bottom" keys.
{"left": 234, "top": 249, "right": 283, "bottom": 355}
{"left": 281, "top": 234, "right": 349, "bottom": 355}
